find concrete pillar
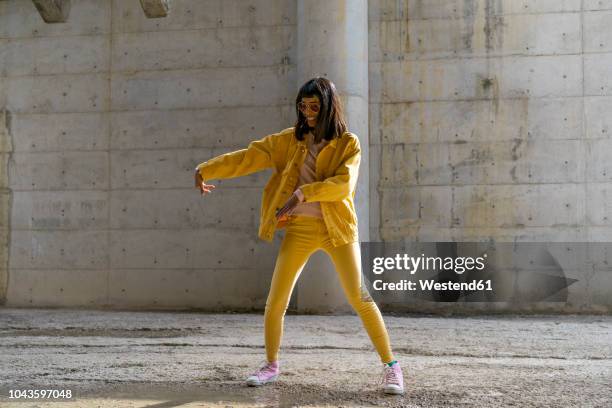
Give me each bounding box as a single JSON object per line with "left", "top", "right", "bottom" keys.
{"left": 0, "top": 109, "right": 12, "bottom": 306}
{"left": 31, "top": 0, "right": 71, "bottom": 23}
{"left": 139, "top": 0, "right": 170, "bottom": 18}
{"left": 294, "top": 0, "right": 369, "bottom": 313}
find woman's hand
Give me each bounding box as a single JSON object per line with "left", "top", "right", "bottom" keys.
{"left": 195, "top": 168, "right": 216, "bottom": 196}
{"left": 275, "top": 191, "right": 300, "bottom": 220}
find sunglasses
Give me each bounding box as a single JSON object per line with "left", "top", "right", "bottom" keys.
{"left": 298, "top": 101, "right": 320, "bottom": 113}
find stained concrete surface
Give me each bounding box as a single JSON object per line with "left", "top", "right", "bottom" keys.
{"left": 0, "top": 308, "right": 610, "bottom": 407}
{"left": 4, "top": 0, "right": 612, "bottom": 315}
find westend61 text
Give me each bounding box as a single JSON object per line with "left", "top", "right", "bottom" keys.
{"left": 373, "top": 279, "right": 493, "bottom": 291}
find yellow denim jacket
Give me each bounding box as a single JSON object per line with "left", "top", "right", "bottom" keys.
{"left": 196, "top": 126, "right": 360, "bottom": 247}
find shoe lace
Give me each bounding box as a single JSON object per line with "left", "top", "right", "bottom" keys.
{"left": 379, "top": 365, "right": 399, "bottom": 385}
{"left": 252, "top": 360, "right": 276, "bottom": 377}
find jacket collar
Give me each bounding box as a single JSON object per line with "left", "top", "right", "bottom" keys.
{"left": 296, "top": 133, "right": 340, "bottom": 149}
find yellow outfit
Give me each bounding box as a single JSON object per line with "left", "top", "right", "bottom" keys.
{"left": 196, "top": 127, "right": 395, "bottom": 364}
{"left": 195, "top": 126, "right": 360, "bottom": 247}
{"left": 265, "top": 214, "right": 394, "bottom": 363}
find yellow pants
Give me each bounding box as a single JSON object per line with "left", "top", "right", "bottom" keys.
{"left": 264, "top": 214, "right": 395, "bottom": 364}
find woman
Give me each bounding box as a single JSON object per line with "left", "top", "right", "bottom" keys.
{"left": 194, "top": 77, "right": 404, "bottom": 395}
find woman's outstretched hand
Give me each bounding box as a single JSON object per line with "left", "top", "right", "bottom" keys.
{"left": 195, "top": 168, "right": 216, "bottom": 196}
{"left": 275, "top": 191, "right": 300, "bottom": 220}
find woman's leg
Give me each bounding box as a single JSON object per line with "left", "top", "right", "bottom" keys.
{"left": 323, "top": 240, "right": 395, "bottom": 364}
{"left": 264, "top": 217, "right": 318, "bottom": 362}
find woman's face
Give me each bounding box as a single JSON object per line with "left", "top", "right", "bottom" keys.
{"left": 299, "top": 95, "right": 321, "bottom": 127}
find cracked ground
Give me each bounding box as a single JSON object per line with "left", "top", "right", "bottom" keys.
{"left": 0, "top": 308, "right": 610, "bottom": 407}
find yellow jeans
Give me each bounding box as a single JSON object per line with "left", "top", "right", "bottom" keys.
{"left": 264, "top": 214, "right": 395, "bottom": 364}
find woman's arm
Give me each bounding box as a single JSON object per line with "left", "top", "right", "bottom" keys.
{"left": 195, "top": 132, "right": 280, "bottom": 181}
{"left": 298, "top": 136, "right": 361, "bottom": 202}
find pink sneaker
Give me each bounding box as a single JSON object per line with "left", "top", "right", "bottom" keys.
{"left": 246, "top": 360, "right": 279, "bottom": 386}
{"left": 380, "top": 361, "right": 405, "bottom": 394}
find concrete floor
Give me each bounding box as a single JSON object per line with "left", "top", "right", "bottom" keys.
{"left": 0, "top": 308, "right": 610, "bottom": 408}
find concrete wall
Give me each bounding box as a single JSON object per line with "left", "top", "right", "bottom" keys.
{"left": 368, "top": 0, "right": 612, "bottom": 313}
{"left": 0, "top": 0, "right": 296, "bottom": 309}
{"left": 1, "top": 0, "right": 611, "bottom": 313}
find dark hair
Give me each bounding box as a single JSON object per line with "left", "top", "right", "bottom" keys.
{"left": 294, "top": 77, "right": 348, "bottom": 144}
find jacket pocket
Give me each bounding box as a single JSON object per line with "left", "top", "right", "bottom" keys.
{"left": 335, "top": 199, "right": 358, "bottom": 229}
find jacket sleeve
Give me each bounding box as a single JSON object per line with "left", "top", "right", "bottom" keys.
{"left": 299, "top": 136, "right": 361, "bottom": 202}
{"left": 195, "top": 132, "right": 279, "bottom": 181}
